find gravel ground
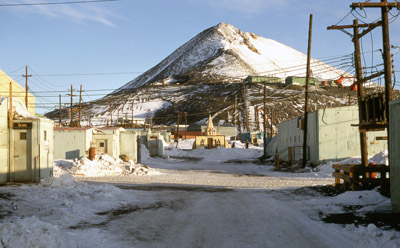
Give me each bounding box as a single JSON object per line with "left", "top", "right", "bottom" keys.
{"left": 75, "top": 168, "right": 334, "bottom": 189}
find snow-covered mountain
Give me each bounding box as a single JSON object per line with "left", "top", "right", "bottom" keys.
{"left": 116, "top": 23, "right": 352, "bottom": 92}
{"left": 47, "top": 23, "right": 369, "bottom": 128}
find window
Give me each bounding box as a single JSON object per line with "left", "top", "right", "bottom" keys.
{"left": 216, "top": 139, "right": 221, "bottom": 146}
{"left": 200, "top": 139, "right": 204, "bottom": 146}
{"left": 100, "top": 142, "right": 105, "bottom": 148}
{"left": 20, "top": 132, "right": 27, "bottom": 140}
{"left": 44, "top": 130, "right": 47, "bottom": 141}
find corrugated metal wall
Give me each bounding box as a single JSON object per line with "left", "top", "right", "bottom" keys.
{"left": 390, "top": 99, "right": 400, "bottom": 213}
{"left": 277, "top": 105, "right": 387, "bottom": 164}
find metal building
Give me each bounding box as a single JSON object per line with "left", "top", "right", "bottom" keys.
{"left": 276, "top": 105, "right": 387, "bottom": 165}
{"left": 54, "top": 127, "right": 94, "bottom": 159}
{"left": 285, "top": 76, "right": 320, "bottom": 86}
{"left": 389, "top": 99, "right": 400, "bottom": 213}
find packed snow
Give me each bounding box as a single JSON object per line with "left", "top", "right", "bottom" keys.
{"left": 54, "top": 153, "right": 158, "bottom": 177}
{"left": 0, "top": 144, "right": 398, "bottom": 248}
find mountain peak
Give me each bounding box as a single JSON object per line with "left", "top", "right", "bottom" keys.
{"left": 116, "top": 23, "right": 351, "bottom": 92}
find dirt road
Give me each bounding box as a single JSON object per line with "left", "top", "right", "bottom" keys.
{"left": 72, "top": 164, "right": 363, "bottom": 248}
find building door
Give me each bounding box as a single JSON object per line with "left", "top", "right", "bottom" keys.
{"left": 96, "top": 139, "right": 108, "bottom": 154}
{"left": 149, "top": 138, "right": 158, "bottom": 156}
{"left": 13, "top": 129, "right": 32, "bottom": 182}
{"left": 207, "top": 138, "right": 213, "bottom": 149}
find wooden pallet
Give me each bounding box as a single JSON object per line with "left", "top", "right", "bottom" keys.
{"left": 332, "top": 163, "right": 390, "bottom": 191}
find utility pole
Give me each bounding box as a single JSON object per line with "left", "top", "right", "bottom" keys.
{"left": 184, "top": 112, "right": 188, "bottom": 140}
{"left": 327, "top": 1, "right": 397, "bottom": 166}
{"left": 263, "top": 81, "right": 267, "bottom": 158}
{"left": 350, "top": 0, "right": 400, "bottom": 169}
{"left": 350, "top": 1, "right": 395, "bottom": 162}
{"left": 238, "top": 111, "right": 242, "bottom": 140}
{"left": 109, "top": 100, "right": 113, "bottom": 127}
{"left": 9, "top": 82, "right": 13, "bottom": 128}
{"left": 131, "top": 102, "right": 134, "bottom": 128}
{"left": 242, "top": 84, "right": 250, "bottom": 132}
{"left": 22, "top": 65, "right": 32, "bottom": 109}
{"left": 270, "top": 110, "right": 274, "bottom": 138}
{"left": 67, "top": 85, "right": 76, "bottom": 127}
{"left": 117, "top": 106, "right": 120, "bottom": 126}
{"left": 302, "top": 14, "right": 313, "bottom": 168}
{"left": 175, "top": 112, "right": 181, "bottom": 143}
{"left": 353, "top": 19, "right": 369, "bottom": 166}
{"left": 78, "top": 85, "right": 82, "bottom": 127}
{"left": 59, "top": 94, "right": 62, "bottom": 127}
{"left": 255, "top": 106, "right": 260, "bottom": 131}
{"left": 147, "top": 113, "right": 152, "bottom": 131}
{"left": 234, "top": 94, "right": 238, "bottom": 137}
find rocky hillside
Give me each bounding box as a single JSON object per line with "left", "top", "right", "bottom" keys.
{"left": 46, "top": 23, "right": 396, "bottom": 130}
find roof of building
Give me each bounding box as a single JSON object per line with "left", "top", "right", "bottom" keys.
{"left": 98, "top": 126, "right": 126, "bottom": 131}
{"left": 54, "top": 127, "right": 93, "bottom": 131}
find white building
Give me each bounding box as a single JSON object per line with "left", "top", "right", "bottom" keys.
{"left": 54, "top": 127, "right": 94, "bottom": 159}
{"left": 0, "top": 97, "right": 54, "bottom": 183}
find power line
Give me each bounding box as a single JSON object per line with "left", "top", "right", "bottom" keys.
{"left": 8, "top": 71, "right": 143, "bottom": 77}
{"left": 0, "top": 0, "right": 118, "bottom": 7}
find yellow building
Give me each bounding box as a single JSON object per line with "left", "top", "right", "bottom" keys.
{"left": 0, "top": 69, "right": 35, "bottom": 114}
{"left": 193, "top": 115, "right": 228, "bottom": 149}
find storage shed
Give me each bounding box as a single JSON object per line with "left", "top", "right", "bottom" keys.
{"left": 54, "top": 127, "right": 94, "bottom": 159}
{"left": 120, "top": 131, "right": 139, "bottom": 162}
{"left": 0, "top": 97, "right": 54, "bottom": 183}
{"left": 93, "top": 127, "right": 125, "bottom": 159}
{"left": 276, "top": 105, "right": 387, "bottom": 164}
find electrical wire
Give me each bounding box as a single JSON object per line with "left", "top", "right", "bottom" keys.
{"left": 0, "top": 0, "right": 118, "bottom": 7}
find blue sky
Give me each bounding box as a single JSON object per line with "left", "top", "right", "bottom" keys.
{"left": 0, "top": 0, "right": 399, "bottom": 113}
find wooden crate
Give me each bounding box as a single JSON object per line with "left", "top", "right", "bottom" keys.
{"left": 332, "top": 163, "right": 390, "bottom": 191}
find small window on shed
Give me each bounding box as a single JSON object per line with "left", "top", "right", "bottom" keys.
{"left": 100, "top": 142, "right": 105, "bottom": 148}
{"left": 44, "top": 130, "right": 47, "bottom": 141}
{"left": 20, "top": 132, "right": 27, "bottom": 140}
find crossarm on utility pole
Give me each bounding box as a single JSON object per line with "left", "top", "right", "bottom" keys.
{"left": 360, "top": 71, "right": 385, "bottom": 84}
{"left": 355, "top": 21, "right": 382, "bottom": 42}
{"left": 350, "top": 2, "right": 400, "bottom": 8}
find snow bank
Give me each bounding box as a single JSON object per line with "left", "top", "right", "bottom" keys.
{"left": 164, "top": 142, "right": 263, "bottom": 162}
{"left": 339, "top": 151, "right": 388, "bottom": 165}
{"left": 54, "top": 153, "right": 158, "bottom": 177}
{"left": 334, "top": 190, "right": 389, "bottom": 206}
{"left": 176, "top": 139, "right": 195, "bottom": 149}
{"left": 344, "top": 224, "right": 400, "bottom": 247}
{"left": 0, "top": 216, "right": 75, "bottom": 248}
